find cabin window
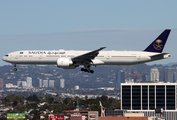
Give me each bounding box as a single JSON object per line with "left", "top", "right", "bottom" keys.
{"left": 111, "top": 56, "right": 119, "bottom": 57}
{"left": 29, "top": 55, "right": 33, "bottom": 57}
{"left": 24, "top": 55, "right": 28, "bottom": 57}
{"left": 46, "top": 55, "right": 60, "bottom": 57}
{"left": 19, "top": 55, "right": 23, "bottom": 57}
{"left": 5, "top": 55, "right": 8, "bottom": 57}
{"left": 114, "top": 56, "right": 136, "bottom": 58}
{"left": 67, "top": 55, "right": 74, "bottom": 57}
{"left": 98, "top": 56, "right": 104, "bottom": 57}
{"left": 61, "top": 55, "right": 66, "bottom": 57}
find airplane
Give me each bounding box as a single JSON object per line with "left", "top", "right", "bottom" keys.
{"left": 2, "top": 29, "right": 171, "bottom": 73}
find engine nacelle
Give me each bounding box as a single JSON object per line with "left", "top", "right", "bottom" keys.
{"left": 57, "top": 58, "right": 75, "bottom": 69}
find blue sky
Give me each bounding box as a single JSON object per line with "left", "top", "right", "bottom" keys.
{"left": 0, "top": 1, "right": 177, "bottom": 66}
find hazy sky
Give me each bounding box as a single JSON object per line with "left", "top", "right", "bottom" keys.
{"left": 0, "top": 1, "right": 177, "bottom": 66}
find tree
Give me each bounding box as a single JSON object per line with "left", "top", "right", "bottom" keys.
{"left": 85, "top": 95, "right": 88, "bottom": 100}
{"left": 13, "top": 100, "right": 18, "bottom": 107}
{"left": 101, "top": 95, "right": 108, "bottom": 101}
{"left": 63, "top": 98, "right": 72, "bottom": 105}
{"left": 26, "top": 95, "right": 40, "bottom": 103}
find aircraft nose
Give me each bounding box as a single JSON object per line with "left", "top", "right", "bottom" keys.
{"left": 2, "top": 56, "right": 6, "bottom": 61}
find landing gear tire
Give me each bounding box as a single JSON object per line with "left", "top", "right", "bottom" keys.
{"left": 81, "top": 68, "right": 94, "bottom": 73}
{"left": 14, "top": 68, "right": 17, "bottom": 71}
{"left": 90, "top": 70, "right": 94, "bottom": 73}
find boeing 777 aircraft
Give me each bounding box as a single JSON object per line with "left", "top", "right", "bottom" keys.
{"left": 2, "top": 29, "right": 171, "bottom": 73}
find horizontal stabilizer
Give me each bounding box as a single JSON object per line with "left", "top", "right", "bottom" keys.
{"left": 150, "top": 53, "right": 170, "bottom": 60}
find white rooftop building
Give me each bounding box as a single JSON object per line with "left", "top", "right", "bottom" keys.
{"left": 60, "top": 79, "right": 65, "bottom": 88}
{"left": 26, "top": 77, "right": 32, "bottom": 87}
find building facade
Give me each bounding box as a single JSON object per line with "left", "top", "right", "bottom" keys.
{"left": 60, "top": 79, "right": 65, "bottom": 88}
{"left": 121, "top": 82, "right": 177, "bottom": 120}
{"left": 116, "top": 70, "right": 125, "bottom": 90}
{"left": 49, "top": 80, "right": 55, "bottom": 88}
{"left": 150, "top": 67, "right": 159, "bottom": 82}
{"left": 43, "top": 80, "right": 48, "bottom": 88}
{"left": 0, "top": 78, "right": 3, "bottom": 88}
{"left": 39, "top": 79, "right": 42, "bottom": 88}
{"left": 26, "top": 77, "right": 32, "bottom": 87}
{"left": 121, "top": 82, "right": 177, "bottom": 110}
{"left": 165, "top": 67, "right": 174, "bottom": 83}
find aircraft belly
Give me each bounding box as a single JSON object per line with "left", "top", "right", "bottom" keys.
{"left": 101, "top": 59, "right": 147, "bottom": 65}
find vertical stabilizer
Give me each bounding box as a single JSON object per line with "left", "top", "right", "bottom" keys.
{"left": 144, "top": 29, "right": 171, "bottom": 53}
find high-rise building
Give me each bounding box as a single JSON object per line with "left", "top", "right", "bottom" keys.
{"left": 121, "top": 82, "right": 177, "bottom": 120}
{"left": 43, "top": 80, "right": 48, "bottom": 88}
{"left": 165, "top": 67, "right": 174, "bottom": 83}
{"left": 26, "top": 77, "right": 32, "bottom": 87}
{"left": 121, "top": 82, "right": 177, "bottom": 110}
{"left": 39, "top": 79, "right": 42, "bottom": 88}
{"left": 0, "top": 78, "right": 3, "bottom": 88}
{"left": 116, "top": 70, "right": 125, "bottom": 90}
{"left": 150, "top": 67, "right": 159, "bottom": 82}
{"left": 60, "top": 79, "right": 65, "bottom": 88}
{"left": 49, "top": 80, "right": 55, "bottom": 88}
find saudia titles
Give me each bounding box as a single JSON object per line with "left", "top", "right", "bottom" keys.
{"left": 28, "top": 51, "right": 65, "bottom": 55}
{"left": 153, "top": 39, "right": 163, "bottom": 50}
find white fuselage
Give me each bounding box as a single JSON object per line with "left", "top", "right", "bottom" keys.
{"left": 2, "top": 50, "right": 170, "bottom": 66}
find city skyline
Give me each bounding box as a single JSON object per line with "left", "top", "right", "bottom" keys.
{"left": 2, "top": 64, "right": 177, "bottom": 90}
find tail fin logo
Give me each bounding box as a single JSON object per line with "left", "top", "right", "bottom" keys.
{"left": 153, "top": 39, "right": 163, "bottom": 50}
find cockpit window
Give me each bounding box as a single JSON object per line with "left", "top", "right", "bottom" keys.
{"left": 5, "top": 55, "right": 8, "bottom": 57}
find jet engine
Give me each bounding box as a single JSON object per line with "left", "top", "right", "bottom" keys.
{"left": 57, "top": 58, "right": 75, "bottom": 69}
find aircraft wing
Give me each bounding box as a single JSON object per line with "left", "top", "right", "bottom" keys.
{"left": 72, "top": 47, "right": 106, "bottom": 64}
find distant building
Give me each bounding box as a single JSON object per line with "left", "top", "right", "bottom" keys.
{"left": 145, "top": 75, "right": 150, "bottom": 81}
{"left": 43, "top": 80, "right": 48, "bottom": 88}
{"left": 131, "top": 74, "right": 143, "bottom": 82}
{"left": 165, "top": 67, "right": 174, "bottom": 83}
{"left": 49, "top": 80, "right": 55, "bottom": 88}
{"left": 125, "top": 79, "right": 134, "bottom": 83}
{"left": 26, "top": 77, "right": 32, "bottom": 87}
{"left": 74, "top": 85, "right": 79, "bottom": 90}
{"left": 6, "top": 83, "right": 17, "bottom": 88}
{"left": 173, "top": 67, "right": 177, "bottom": 82}
{"left": 116, "top": 70, "right": 125, "bottom": 90}
{"left": 17, "top": 81, "right": 22, "bottom": 87}
{"left": 22, "top": 81, "right": 27, "bottom": 87}
{"left": 17, "top": 81, "right": 27, "bottom": 87}
{"left": 150, "top": 67, "right": 159, "bottom": 82}
{"left": 60, "top": 79, "right": 65, "bottom": 88}
{"left": 0, "top": 78, "right": 3, "bottom": 88}
{"left": 39, "top": 79, "right": 42, "bottom": 88}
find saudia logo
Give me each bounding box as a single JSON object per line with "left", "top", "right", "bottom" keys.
{"left": 153, "top": 39, "right": 163, "bottom": 50}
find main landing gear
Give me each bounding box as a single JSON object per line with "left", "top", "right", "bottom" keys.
{"left": 14, "top": 64, "right": 17, "bottom": 71}
{"left": 81, "top": 65, "right": 94, "bottom": 73}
